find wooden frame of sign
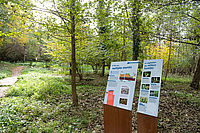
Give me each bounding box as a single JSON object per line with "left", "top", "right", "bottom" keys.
{"left": 137, "top": 112, "right": 158, "bottom": 133}
{"left": 104, "top": 104, "right": 132, "bottom": 133}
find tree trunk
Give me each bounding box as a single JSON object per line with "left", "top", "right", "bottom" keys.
{"left": 164, "top": 40, "right": 172, "bottom": 82}
{"left": 190, "top": 54, "right": 200, "bottom": 89}
{"left": 76, "top": 66, "right": 83, "bottom": 81}
{"left": 95, "top": 64, "right": 98, "bottom": 74}
{"left": 69, "top": 63, "right": 72, "bottom": 75}
{"left": 101, "top": 59, "right": 105, "bottom": 77}
{"left": 192, "top": 46, "right": 197, "bottom": 74}
{"left": 30, "top": 60, "right": 33, "bottom": 66}
{"left": 23, "top": 43, "right": 26, "bottom": 62}
{"left": 122, "top": 16, "right": 126, "bottom": 61}
{"left": 132, "top": 35, "right": 139, "bottom": 60}
{"left": 71, "top": 0, "right": 78, "bottom": 106}
{"left": 131, "top": 0, "right": 140, "bottom": 61}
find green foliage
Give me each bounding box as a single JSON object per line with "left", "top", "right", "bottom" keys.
{"left": 0, "top": 97, "right": 51, "bottom": 132}
{"left": 15, "top": 61, "right": 46, "bottom": 67}
{"left": 170, "top": 91, "right": 200, "bottom": 107}
{"left": 7, "top": 67, "right": 71, "bottom": 101}
{"left": 0, "top": 66, "right": 97, "bottom": 132}
{"left": 163, "top": 74, "right": 192, "bottom": 83}
{"left": 0, "top": 62, "right": 199, "bottom": 132}
{"left": 0, "top": 68, "right": 11, "bottom": 80}
{"left": 0, "top": 62, "right": 16, "bottom": 79}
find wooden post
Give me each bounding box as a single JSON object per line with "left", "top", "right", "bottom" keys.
{"left": 104, "top": 104, "right": 132, "bottom": 133}
{"left": 137, "top": 113, "right": 158, "bottom": 133}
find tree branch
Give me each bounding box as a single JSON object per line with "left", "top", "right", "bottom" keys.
{"left": 32, "top": 7, "right": 71, "bottom": 33}
{"left": 154, "top": 35, "right": 200, "bottom": 46}
{"left": 182, "top": 12, "right": 200, "bottom": 22}
{"left": 47, "top": 33, "right": 71, "bottom": 43}
{"left": 124, "top": 3, "right": 133, "bottom": 30}
{"left": 156, "top": 1, "right": 189, "bottom": 10}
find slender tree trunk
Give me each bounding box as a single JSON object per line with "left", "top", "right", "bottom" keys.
{"left": 131, "top": 0, "right": 140, "bottom": 61}
{"left": 76, "top": 69, "right": 83, "bottom": 81}
{"left": 30, "top": 60, "right": 33, "bottom": 66}
{"left": 165, "top": 40, "right": 172, "bottom": 82}
{"left": 190, "top": 54, "right": 200, "bottom": 89}
{"left": 23, "top": 43, "right": 26, "bottom": 62}
{"left": 192, "top": 46, "right": 197, "bottom": 74}
{"left": 71, "top": 0, "right": 78, "bottom": 106}
{"left": 95, "top": 64, "right": 98, "bottom": 74}
{"left": 122, "top": 17, "right": 126, "bottom": 61}
{"left": 101, "top": 59, "right": 105, "bottom": 77}
{"left": 69, "top": 63, "right": 72, "bottom": 75}
{"left": 132, "top": 35, "right": 139, "bottom": 60}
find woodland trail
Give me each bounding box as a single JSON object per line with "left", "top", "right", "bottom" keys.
{"left": 0, "top": 66, "right": 24, "bottom": 98}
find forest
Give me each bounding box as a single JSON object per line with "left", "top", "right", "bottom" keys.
{"left": 0, "top": 0, "right": 199, "bottom": 132}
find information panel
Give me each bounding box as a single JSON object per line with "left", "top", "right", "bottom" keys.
{"left": 104, "top": 61, "right": 139, "bottom": 110}
{"left": 137, "top": 59, "right": 163, "bottom": 117}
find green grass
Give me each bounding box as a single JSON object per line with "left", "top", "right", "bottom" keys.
{"left": 163, "top": 74, "right": 192, "bottom": 83}
{"left": 169, "top": 90, "right": 200, "bottom": 107}
{"left": 0, "top": 61, "right": 199, "bottom": 132}
{"left": 0, "top": 61, "right": 48, "bottom": 80}
{"left": 15, "top": 61, "right": 47, "bottom": 67}
{"left": 7, "top": 68, "right": 71, "bottom": 101}
{"left": 0, "top": 66, "right": 97, "bottom": 132}
{"left": 0, "top": 61, "right": 16, "bottom": 79}
{"left": 162, "top": 74, "right": 199, "bottom": 107}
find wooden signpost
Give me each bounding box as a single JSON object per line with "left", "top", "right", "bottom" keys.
{"left": 104, "top": 61, "right": 138, "bottom": 133}
{"left": 137, "top": 113, "right": 158, "bottom": 133}
{"left": 137, "top": 59, "right": 163, "bottom": 133}
{"left": 104, "top": 59, "right": 163, "bottom": 133}
{"left": 104, "top": 104, "right": 132, "bottom": 133}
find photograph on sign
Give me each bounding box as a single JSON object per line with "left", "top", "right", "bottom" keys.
{"left": 120, "top": 85, "right": 129, "bottom": 95}
{"left": 143, "top": 71, "right": 151, "bottom": 77}
{"left": 140, "top": 97, "right": 148, "bottom": 103}
{"left": 141, "top": 84, "right": 150, "bottom": 90}
{"left": 137, "top": 59, "right": 163, "bottom": 117}
{"left": 119, "top": 98, "right": 128, "bottom": 105}
{"left": 151, "top": 77, "right": 160, "bottom": 83}
{"left": 150, "top": 90, "right": 159, "bottom": 97}
{"left": 104, "top": 61, "right": 139, "bottom": 110}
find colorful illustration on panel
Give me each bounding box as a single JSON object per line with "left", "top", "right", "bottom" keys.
{"left": 119, "top": 73, "right": 135, "bottom": 81}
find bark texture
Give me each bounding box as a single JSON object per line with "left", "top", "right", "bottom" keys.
{"left": 190, "top": 54, "right": 200, "bottom": 89}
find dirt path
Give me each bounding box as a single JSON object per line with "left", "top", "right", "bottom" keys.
{"left": 11, "top": 66, "right": 24, "bottom": 77}
{"left": 0, "top": 66, "right": 24, "bottom": 98}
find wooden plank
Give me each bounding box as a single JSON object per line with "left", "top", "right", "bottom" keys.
{"left": 117, "top": 107, "right": 132, "bottom": 133}
{"left": 137, "top": 112, "right": 158, "bottom": 133}
{"left": 104, "top": 104, "right": 118, "bottom": 133}
{"left": 104, "top": 104, "right": 132, "bottom": 133}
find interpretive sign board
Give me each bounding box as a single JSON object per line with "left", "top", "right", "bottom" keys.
{"left": 104, "top": 61, "right": 139, "bottom": 110}
{"left": 137, "top": 59, "right": 163, "bottom": 117}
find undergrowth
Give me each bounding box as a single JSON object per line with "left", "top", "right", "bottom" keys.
{"left": 0, "top": 67, "right": 97, "bottom": 132}
{"left": 0, "top": 63, "right": 199, "bottom": 132}
{"left": 0, "top": 62, "right": 16, "bottom": 79}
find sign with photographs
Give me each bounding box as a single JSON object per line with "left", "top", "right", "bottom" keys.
{"left": 104, "top": 61, "right": 139, "bottom": 110}
{"left": 137, "top": 59, "right": 163, "bottom": 117}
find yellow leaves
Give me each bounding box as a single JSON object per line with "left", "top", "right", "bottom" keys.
{"left": 145, "top": 42, "right": 175, "bottom": 67}
{"left": 43, "top": 38, "right": 71, "bottom": 64}
{"left": 6, "top": 23, "right": 12, "bottom": 27}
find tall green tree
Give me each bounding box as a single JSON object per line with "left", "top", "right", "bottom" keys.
{"left": 96, "top": 0, "right": 112, "bottom": 77}
{"left": 129, "top": 0, "right": 141, "bottom": 60}
{"left": 34, "top": 0, "right": 90, "bottom": 105}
